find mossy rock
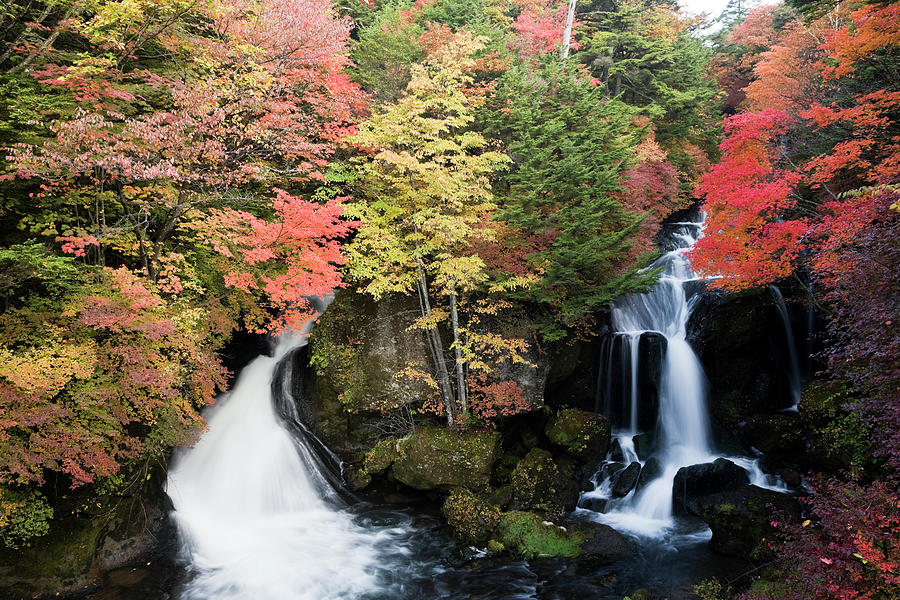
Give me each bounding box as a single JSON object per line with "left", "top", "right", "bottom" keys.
{"left": 510, "top": 448, "right": 562, "bottom": 516}
{"left": 798, "top": 380, "right": 852, "bottom": 423}
{"left": 390, "top": 427, "right": 500, "bottom": 491}
{"left": 307, "top": 290, "right": 431, "bottom": 449}
{"left": 363, "top": 437, "right": 399, "bottom": 475}
{"left": 545, "top": 408, "right": 610, "bottom": 461}
{"left": 496, "top": 511, "right": 584, "bottom": 559}
{"left": 695, "top": 486, "right": 801, "bottom": 558}
{"left": 442, "top": 489, "right": 501, "bottom": 547}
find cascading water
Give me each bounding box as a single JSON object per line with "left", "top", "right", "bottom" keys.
{"left": 769, "top": 284, "right": 802, "bottom": 411}
{"left": 166, "top": 297, "right": 409, "bottom": 600}
{"left": 580, "top": 217, "right": 785, "bottom": 538}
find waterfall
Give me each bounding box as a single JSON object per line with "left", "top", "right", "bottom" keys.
{"left": 580, "top": 217, "right": 787, "bottom": 538}
{"left": 166, "top": 297, "right": 402, "bottom": 600}
{"left": 770, "top": 284, "right": 802, "bottom": 411}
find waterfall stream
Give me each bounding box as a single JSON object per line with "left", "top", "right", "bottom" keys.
{"left": 580, "top": 217, "right": 785, "bottom": 538}
{"left": 166, "top": 297, "right": 411, "bottom": 600}
{"left": 770, "top": 284, "right": 802, "bottom": 411}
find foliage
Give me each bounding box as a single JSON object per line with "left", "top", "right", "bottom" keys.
{"left": 743, "top": 479, "right": 900, "bottom": 600}
{"left": 442, "top": 488, "right": 501, "bottom": 546}
{"left": 482, "top": 59, "right": 654, "bottom": 337}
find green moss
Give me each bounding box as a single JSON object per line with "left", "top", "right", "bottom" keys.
{"left": 544, "top": 408, "right": 610, "bottom": 460}
{"left": 390, "top": 427, "right": 499, "bottom": 491}
{"left": 363, "top": 437, "right": 399, "bottom": 475}
{"left": 496, "top": 511, "right": 584, "bottom": 559}
{"left": 487, "top": 539, "right": 505, "bottom": 554}
{"left": 442, "top": 489, "right": 501, "bottom": 546}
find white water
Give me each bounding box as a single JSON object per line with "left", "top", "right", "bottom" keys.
{"left": 770, "top": 284, "right": 802, "bottom": 412}
{"left": 167, "top": 298, "right": 406, "bottom": 600}
{"left": 583, "top": 218, "right": 787, "bottom": 539}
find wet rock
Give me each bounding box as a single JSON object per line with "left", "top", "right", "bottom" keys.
{"left": 672, "top": 458, "right": 750, "bottom": 515}
{"left": 609, "top": 438, "right": 625, "bottom": 463}
{"left": 632, "top": 433, "right": 655, "bottom": 460}
{"left": 610, "top": 462, "right": 641, "bottom": 498}
{"left": 694, "top": 485, "right": 801, "bottom": 557}
{"left": 442, "top": 489, "right": 502, "bottom": 546}
{"left": 635, "top": 456, "right": 662, "bottom": 492}
{"left": 578, "top": 496, "right": 607, "bottom": 512}
{"left": 575, "top": 521, "right": 630, "bottom": 564}
{"left": 487, "top": 485, "right": 514, "bottom": 510}
{"left": 636, "top": 332, "right": 666, "bottom": 430}
{"left": 545, "top": 408, "right": 611, "bottom": 462}
{"left": 390, "top": 427, "right": 499, "bottom": 491}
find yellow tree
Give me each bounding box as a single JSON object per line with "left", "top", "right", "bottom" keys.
{"left": 345, "top": 31, "right": 519, "bottom": 426}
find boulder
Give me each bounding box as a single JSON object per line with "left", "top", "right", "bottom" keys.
{"left": 672, "top": 458, "right": 750, "bottom": 515}
{"left": 575, "top": 521, "right": 630, "bottom": 564}
{"left": 509, "top": 448, "right": 579, "bottom": 519}
{"left": 362, "top": 437, "right": 399, "bottom": 475}
{"left": 442, "top": 489, "right": 502, "bottom": 547}
{"left": 635, "top": 456, "right": 662, "bottom": 492}
{"left": 739, "top": 414, "right": 806, "bottom": 460}
{"left": 694, "top": 485, "right": 801, "bottom": 557}
{"left": 608, "top": 438, "right": 625, "bottom": 463}
{"left": 632, "top": 432, "right": 655, "bottom": 460}
{"left": 610, "top": 462, "right": 641, "bottom": 498}
{"left": 545, "top": 408, "right": 611, "bottom": 462}
{"left": 390, "top": 427, "right": 499, "bottom": 491}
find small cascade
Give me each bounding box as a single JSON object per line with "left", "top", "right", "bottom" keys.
{"left": 166, "top": 297, "right": 408, "bottom": 600}
{"left": 581, "top": 216, "right": 786, "bottom": 539}
{"left": 769, "top": 284, "right": 802, "bottom": 411}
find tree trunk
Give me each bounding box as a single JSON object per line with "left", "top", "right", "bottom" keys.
{"left": 416, "top": 266, "right": 456, "bottom": 426}
{"left": 448, "top": 285, "right": 467, "bottom": 417}
{"left": 560, "top": 0, "right": 577, "bottom": 60}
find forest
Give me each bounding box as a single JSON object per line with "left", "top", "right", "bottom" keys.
{"left": 0, "top": 0, "right": 896, "bottom": 598}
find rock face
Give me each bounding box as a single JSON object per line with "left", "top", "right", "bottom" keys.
{"left": 0, "top": 475, "right": 172, "bottom": 599}
{"left": 672, "top": 458, "right": 751, "bottom": 515}
{"left": 693, "top": 486, "right": 801, "bottom": 556}
{"left": 545, "top": 408, "right": 611, "bottom": 462}
{"left": 635, "top": 456, "right": 662, "bottom": 492}
{"left": 390, "top": 427, "right": 500, "bottom": 491}
{"left": 308, "top": 289, "right": 548, "bottom": 452}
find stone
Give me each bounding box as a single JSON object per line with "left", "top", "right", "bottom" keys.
{"left": 635, "top": 456, "right": 662, "bottom": 492}
{"left": 694, "top": 486, "right": 801, "bottom": 557}
{"left": 362, "top": 437, "right": 399, "bottom": 475}
{"left": 632, "top": 432, "right": 655, "bottom": 460}
{"left": 610, "top": 462, "right": 641, "bottom": 498}
{"left": 390, "top": 427, "right": 499, "bottom": 491}
{"left": 442, "top": 489, "right": 502, "bottom": 547}
{"left": 672, "top": 458, "right": 750, "bottom": 515}
{"left": 575, "top": 521, "right": 630, "bottom": 564}
{"left": 509, "top": 448, "right": 577, "bottom": 520}
{"left": 545, "top": 408, "right": 611, "bottom": 462}
{"left": 608, "top": 438, "right": 625, "bottom": 463}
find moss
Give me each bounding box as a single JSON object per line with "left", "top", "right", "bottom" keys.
{"left": 363, "top": 437, "right": 399, "bottom": 475}
{"left": 799, "top": 380, "right": 872, "bottom": 475}
{"left": 496, "top": 511, "right": 584, "bottom": 559}
{"left": 390, "top": 427, "right": 499, "bottom": 491}
{"left": 487, "top": 539, "right": 505, "bottom": 554}
{"left": 545, "top": 408, "right": 610, "bottom": 460}
{"left": 442, "top": 489, "right": 501, "bottom": 546}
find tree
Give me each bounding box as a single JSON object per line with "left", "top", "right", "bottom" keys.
{"left": 344, "top": 30, "right": 530, "bottom": 425}
{"left": 482, "top": 59, "right": 656, "bottom": 338}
